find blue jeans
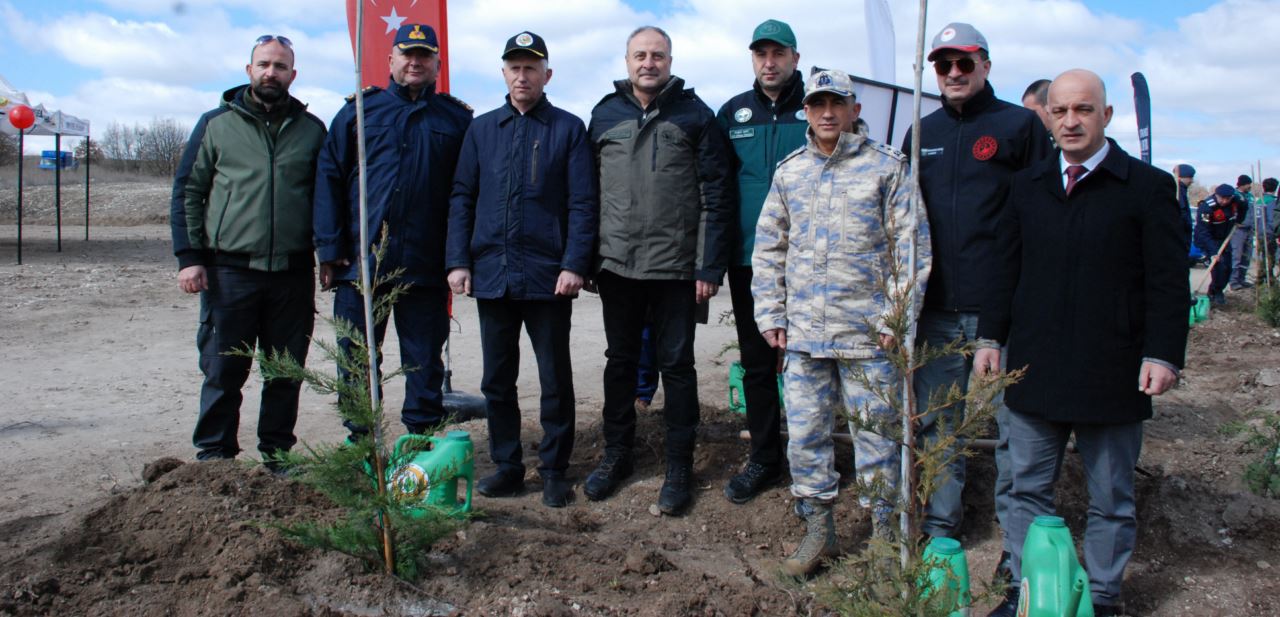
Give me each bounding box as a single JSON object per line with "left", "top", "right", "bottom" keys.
{"left": 913, "top": 309, "right": 1012, "bottom": 543}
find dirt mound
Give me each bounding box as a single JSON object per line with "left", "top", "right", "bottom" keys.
{"left": 0, "top": 460, "right": 449, "bottom": 617}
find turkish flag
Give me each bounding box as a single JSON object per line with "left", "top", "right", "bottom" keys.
{"left": 346, "top": 0, "right": 450, "bottom": 92}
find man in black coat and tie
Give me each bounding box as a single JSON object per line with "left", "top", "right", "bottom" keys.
{"left": 974, "top": 69, "right": 1189, "bottom": 617}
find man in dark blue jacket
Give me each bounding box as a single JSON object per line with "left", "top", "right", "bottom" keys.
{"left": 313, "top": 24, "right": 473, "bottom": 438}
{"left": 714, "top": 19, "right": 808, "bottom": 505}
{"left": 902, "top": 22, "right": 1051, "bottom": 580}
{"left": 446, "top": 32, "right": 598, "bottom": 508}
{"left": 1195, "top": 184, "right": 1246, "bottom": 305}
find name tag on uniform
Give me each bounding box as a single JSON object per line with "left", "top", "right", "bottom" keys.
{"left": 729, "top": 127, "right": 755, "bottom": 140}
{"left": 602, "top": 128, "right": 633, "bottom": 140}
{"left": 921, "top": 147, "right": 944, "bottom": 157}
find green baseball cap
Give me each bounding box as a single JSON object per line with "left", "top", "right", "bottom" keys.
{"left": 750, "top": 19, "right": 797, "bottom": 50}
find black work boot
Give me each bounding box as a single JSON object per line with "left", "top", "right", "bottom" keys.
{"left": 541, "top": 475, "right": 574, "bottom": 508}
{"left": 723, "top": 461, "right": 784, "bottom": 504}
{"left": 583, "top": 452, "right": 634, "bottom": 501}
{"left": 657, "top": 463, "right": 693, "bottom": 515}
{"left": 781, "top": 499, "right": 838, "bottom": 577}
{"left": 992, "top": 550, "right": 1013, "bottom": 583}
{"left": 476, "top": 470, "right": 525, "bottom": 498}
{"left": 986, "top": 582, "right": 1020, "bottom": 617}
{"left": 1092, "top": 603, "right": 1124, "bottom": 617}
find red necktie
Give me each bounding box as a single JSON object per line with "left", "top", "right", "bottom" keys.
{"left": 1065, "top": 164, "right": 1087, "bottom": 196}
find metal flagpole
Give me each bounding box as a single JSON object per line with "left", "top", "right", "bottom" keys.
{"left": 16, "top": 129, "right": 24, "bottom": 264}
{"left": 352, "top": 0, "right": 394, "bottom": 575}
{"left": 85, "top": 136, "right": 90, "bottom": 241}
{"left": 901, "top": 0, "right": 928, "bottom": 570}
{"left": 55, "top": 133, "right": 62, "bottom": 252}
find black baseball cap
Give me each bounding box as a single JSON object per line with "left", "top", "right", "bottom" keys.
{"left": 502, "top": 31, "right": 548, "bottom": 60}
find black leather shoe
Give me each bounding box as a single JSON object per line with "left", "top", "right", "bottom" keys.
{"left": 476, "top": 470, "right": 525, "bottom": 498}
{"left": 1092, "top": 603, "right": 1123, "bottom": 617}
{"left": 657, "top": 464, "right": 693, "bottom": 515}
{"left": 724, "top": 461, "right": 784, "bottom": 504}
{"left": 583, "top": 453, "right": 634, "bottom": 501}
{"left": 541, "top": 476, "right": 574, "bottom": 508}
{"left": 992, "top": 550, "right": 1013, "bottom": 585}
{"left": 986, "top": 583, "right": 1019, "bottom": 617}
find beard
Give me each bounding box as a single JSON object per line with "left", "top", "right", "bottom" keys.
{"left": 251, "top": 80, "right": 287, "bottom": 105}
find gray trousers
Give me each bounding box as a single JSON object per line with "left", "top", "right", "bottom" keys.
{"left": 1229, "top": 226, "right": 1254, "bottom": 285}
{"left": 1005, "top": 408, "right": 1143, "bottom": 607}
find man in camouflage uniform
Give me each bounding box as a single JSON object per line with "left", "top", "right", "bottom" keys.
{"left": 753, "top": 69, "right": 932, "bottom": 576}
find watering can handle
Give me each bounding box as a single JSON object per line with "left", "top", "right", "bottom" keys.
{"left": 390, "top": 433, "right": 435, "bottom": 464}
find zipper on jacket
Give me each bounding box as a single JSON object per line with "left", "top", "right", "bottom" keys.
{"left": 651, "top": 133, "right": 658, "bottom": 172}
{"left": 949, "top": 114, "right": 964, "bottom": 308}
{"left": 531, "top": 139, "right": 540, "bottom": 186}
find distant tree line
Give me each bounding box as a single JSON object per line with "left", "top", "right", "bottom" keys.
{"left": 90, "top": 118, "right": 190, "bottom": 177}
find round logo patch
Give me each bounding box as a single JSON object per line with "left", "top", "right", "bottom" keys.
{"left": 940, "top": 27, "right": 957, "bottom": 42}
{"left": 734, "top": 107, "right": 752, "bottom": 123}
{"left": 795, "top": 109, "right": 806, "bottom": 120}
{"left": 515, "top": 32, "right": 534, "bottom": 47}
{"left": 972, "top": 135, "right": 998, "bottom": 161}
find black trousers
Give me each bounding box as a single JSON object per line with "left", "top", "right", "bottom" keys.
{"left": 334, "top": 284, "right": 449, "bottom": 435}
{"left": 597, "top": 271, "right": 700, "bottom": 464}
{"left": 477, "top": 297, "right": 576, "bottom": 478}
{"left": 1209, "top": 243, "right": 1232, "bottom": 295}
{"left": 728, "top": 266, "right": 784, "bottom": 467}
{"left": 194, "top": 266, "right": 314, "bottom": 459}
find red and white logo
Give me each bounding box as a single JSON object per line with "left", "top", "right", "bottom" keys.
{"left": 972, "top": 135, "right": 998, "bottom": 161}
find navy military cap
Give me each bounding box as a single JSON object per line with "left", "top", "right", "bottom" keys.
{"left": 395, "top": 24, "right": 439, "bottom": 53}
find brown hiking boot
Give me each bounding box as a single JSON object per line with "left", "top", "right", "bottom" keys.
{"left": 782, "top": 499, "right": 838, "bottom": 576}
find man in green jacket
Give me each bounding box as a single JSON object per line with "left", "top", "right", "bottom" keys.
{"left": 715, "top": 19, "right": 808, "bottom": 505}
{"left": 170, "top": 35, "right": 327, "bottom": 466}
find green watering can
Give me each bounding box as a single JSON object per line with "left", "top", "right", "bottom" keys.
{"left": 386, "top": 430, "right": 475, "bottom": 517}
{"left": 921, "top": 536, "right": 971, "bottom": 616}
{"left": 1018, "top": 516, "right": 1093, "bottom": 617}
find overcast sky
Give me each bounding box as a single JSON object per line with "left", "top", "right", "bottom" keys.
{"left": 2, "top": 0, "right": 1276, "bottom": 185}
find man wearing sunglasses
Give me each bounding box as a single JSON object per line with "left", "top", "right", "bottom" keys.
{"left": 901, "top": 21, "right": 1051, "bottom": 593}
{"left": 171, "top": 34, "right": 327, "bottom": 467}
{"left": 314, "top": 23, "right": 474, "bottom": 441}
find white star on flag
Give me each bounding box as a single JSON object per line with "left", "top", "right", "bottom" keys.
{"left": 381, "top": 6, "right": 406, "bottom": 34}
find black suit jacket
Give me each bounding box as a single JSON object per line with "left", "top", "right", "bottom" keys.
{"left": 978, "top": 139, "right": 1189, "bottom": 424}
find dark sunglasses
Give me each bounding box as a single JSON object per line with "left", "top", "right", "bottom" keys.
{"left": 933, "top": 57, "right": 977, "bottom": 75}
{"left": 254, "top": 34, "right": 293, "bottom": 48}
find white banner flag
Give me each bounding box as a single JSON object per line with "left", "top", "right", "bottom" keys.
{"left": 865, "top": 0, "right": 896, "bottom": 83}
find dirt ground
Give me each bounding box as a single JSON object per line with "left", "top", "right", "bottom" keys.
{"left": 1, "top": 190, "right": 1279, "bottom": 616}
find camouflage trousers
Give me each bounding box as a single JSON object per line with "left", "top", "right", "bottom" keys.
{"left": 783, "top": 352, "right": 900, "bottom": 506}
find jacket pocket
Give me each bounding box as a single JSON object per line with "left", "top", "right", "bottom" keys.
{"left": 842, "top": 184, "right": 885, "bottom": 253}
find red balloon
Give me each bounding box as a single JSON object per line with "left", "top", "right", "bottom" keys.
{"left": 8, "top": 105, "right": 35, "bottom": 130}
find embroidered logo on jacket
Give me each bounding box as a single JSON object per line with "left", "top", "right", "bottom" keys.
{"left": 972, "top": 135, "right": 998, "bottom": 161}
{"left": 734, "top": 107, "right": 752, "bottom": 123}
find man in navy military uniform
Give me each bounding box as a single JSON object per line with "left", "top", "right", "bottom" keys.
{"left": 446, "top": 31, "right": 598, "bottom": 508}
{"left": 314, "top": 23, "right": 473, "bottom": 439}
{"left": 1195, "top": 184, "right": 1247, "bottom": 305}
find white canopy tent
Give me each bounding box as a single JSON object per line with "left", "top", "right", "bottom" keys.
{"left": 2, "top": 74, "right": 93, "bottom": 263}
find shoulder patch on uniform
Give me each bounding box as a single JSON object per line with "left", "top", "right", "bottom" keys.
{"left": 344, "top": 85, "right": 382, "bottom": 102}
{"left": 869, "top": 140, "right": 907, "bottom": 162}
{"left": 439, "top": 92, "right": 473, "bottom": 112}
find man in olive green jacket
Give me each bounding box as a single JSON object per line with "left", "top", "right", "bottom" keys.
{"left": 170, "top": 36, "right": 326, "bottom": 466}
